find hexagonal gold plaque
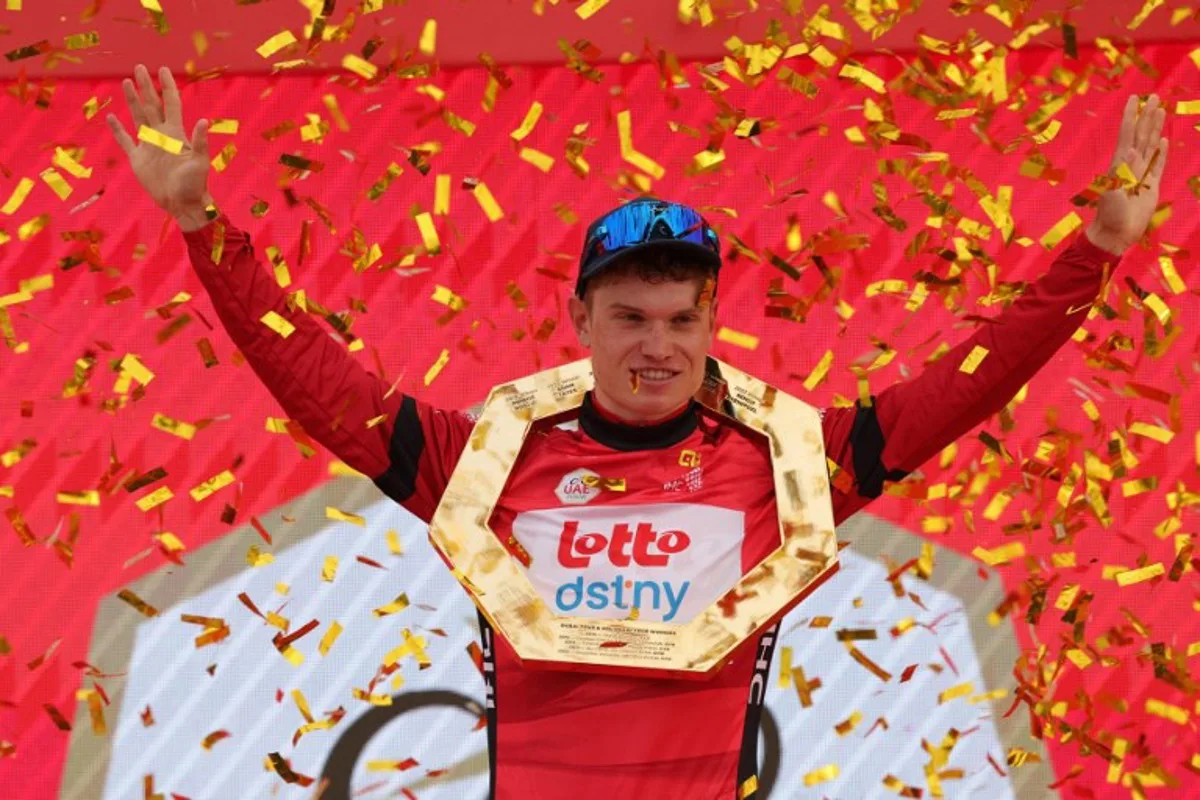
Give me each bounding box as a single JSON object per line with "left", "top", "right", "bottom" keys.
{"left": 429, "top": 357, "right": 838, "bottom": 680}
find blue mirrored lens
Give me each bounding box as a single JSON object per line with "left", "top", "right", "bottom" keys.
{"left": 584, "top": 201, "right": 718, "bottom": 264}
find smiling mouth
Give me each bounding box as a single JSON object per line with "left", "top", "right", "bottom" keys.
{"left": 630, "top": 368, "right": 680, "bottom": 390}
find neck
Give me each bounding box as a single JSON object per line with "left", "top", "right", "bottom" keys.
{"left": 590, "top": 391, "right": 690, "bottom": 426}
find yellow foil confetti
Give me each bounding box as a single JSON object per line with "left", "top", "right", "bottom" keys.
{"left": 325, "top": 506, "right": 366, "bottom": 526}
{"left": 342, "top": 53, "right": 378, "bottom": 80}
{"left": 416, "top": 212, "right": 441, "bottom": 253}
{"left": 1116, "top": 562, "right": 1164, "bottom": 586}
{"left": 135, "top": 487, "right": 174, "bottom": 512}
{"left": 424, "top": 349, "right": 450, "bottom": 385}
{"left": 1, "top": 178, "right": 35, "bottom": 216}
{"left": 256, "top": 30, "right": 297, "bottom": 59}
{"left": 321, "top": 555, "right": 338, "bottom": 582}
{"left": 804, "top": 764, "right": 840, "bottom": 786}
{"left": 576, "top": 0, "right": 610, "bottom": 18}
{"left": 511, "top": 101, "right": 544, "bottom": 141}
{"left": 189, "top": 470, "right": 235, "bottom": 502}
{"left": 137, "top": 126, "right": 184, "bottom": 155}
{"left": 802, "top": 350, "right": 834, "bottom": 392}
{"left": 472, "top": 182, "right": 504, "bottom": 221}
{"left": 958, "top": 345, "right": 989, "bottom": 374}
{"left": 972, "top": 541, "right": 1025, "bottom": 566}
{"left": 319, "top": 621, "right": 343, "bottom": 655}
{"left": 717, "top": 327, "right": 759, "bottom": 350}
{"left": 260, "top": 310, "right": 296, "bottom": 338}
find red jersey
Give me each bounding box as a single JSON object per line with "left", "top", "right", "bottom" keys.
{"left": 183, "top": 218, "right": 1117, "bottom": 799}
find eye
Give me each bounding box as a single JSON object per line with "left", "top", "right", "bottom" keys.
{"left": 672, "top": 315, "right": 699, "bottom": 325}
{"left": 618, "top": 312, "right": 644, "bottom": 322}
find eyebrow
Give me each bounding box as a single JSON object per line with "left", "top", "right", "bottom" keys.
{"left": 608, "top": 303, "right": 700, "bottom": 315}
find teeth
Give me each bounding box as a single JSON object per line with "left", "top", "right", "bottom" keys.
{"left": 638, "top": 370, "right": 674, "bottom": 380}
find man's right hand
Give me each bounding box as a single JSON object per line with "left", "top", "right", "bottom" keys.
{"left": 107, "top": 64, "right": 213, "bottom": 232}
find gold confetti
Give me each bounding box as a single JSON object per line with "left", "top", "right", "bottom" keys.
{"left": 803, "top": 764, "right": 839, "bottom": 786}
{"left": 835, "top": 711, "right": 862, "bottom": 735}
{"left": 342, "top": 53, "right": 378, "bottom": 80}
{"left": 972, "top": 541, "right": 1025, "bottom": 566}
{"left": 256, "top": 30, "right": 297, "bottom": 58}
{"left": 410, "top": 211, "right": 440, "bottom": 254}
{"left": 419, "top": 19, "right": 437, "bottom": 55}
{"left": 368, "top": 163, "right": 404, "bottom": 201}
{"left": 472, "top": 182, "right": 504, "bottom": 221}
{"left": 56, "top": 490, "right": 99, "bottom": 506}
{"left": 260, "top": 310, "right": 296, "bottom": 338}
{"left": 325, "top": 506, "right": 366, "bottom": 526}
{"left": 117, "top": 589, "right": 160, "bottom": 617}
{"left": 189, "top": 470, "right": 235, "bottom": 502}
{"left": 208, "top": 118, "right": 239, "bottom": 135}
{"left": 839, "top": 61, "right": 886, "bottom": 93}
{"left": 616, "top": 110, "right": 665, "bottom": 179}
{"left": 373, "top": 593, "right": 410, "bottom": 617}
{"left": 135, "top": 486, "right": 173, "bottom": 512}
{"left": 958, "top": 345, "right": 989, "bottom": 374}
{"left": 151, "top": 413, "right": 196, "bottom": 440}
{"left": 1130, "top": 421, "right": 1173, "bottom": 443}
{"left": 802, "top": 350, "right": 834, "bottom": 391}
{"left": 319, "top": 621, "right": 343, "bottom": 656}
{"left": 937, "top": 682, "right": 975, "bottom": 704}
{"left": 717, "top": 326, "right": 759, "bottom": 350}
{"left": 434, "top": 174, "right": 451, "bottom": 215}
{"left": 37, "top": 169, "right": 71, "bottom": 201}
{"left": 1174, "top": 100, "right": 1200, "bottom": 115}
{"left": 511, "top": 101, "right": 544, "bottom": 141}
{"left": 1040, "top": 211, "right": 1082, "bottom": 249}
{"left": 211, "top": 144, "right": 237, "bottom": 172}
{"left": 321, "top": 555, "right": 338, "bottom": 582}
{"left": 519, "top": 147, "right": 555, "bottom": 172}
{"left": 137, "top": 126, "right": 184, "bottom": 155}
{"left": 432, "top": 285, "right": 466, "bottom": 311}
{"left": 1145, "top": 698, "right": 1189, "bottom": 725}
{"left": 576, "top": 0, "right": 610, "bottom": 18}
{"left": 1, "top": 178, "right": 34, "bottom": 216}
{"left": 1116, "top": 562, "right": 1164, "bottom": 586}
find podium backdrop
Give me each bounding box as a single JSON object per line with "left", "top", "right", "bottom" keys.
{"left": 1, "top": 12, "right": 1198, "bottom": 798}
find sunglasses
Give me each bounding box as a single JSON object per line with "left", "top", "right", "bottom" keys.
{"left": 582, "top": 200, "right": 721, "bottom": 266}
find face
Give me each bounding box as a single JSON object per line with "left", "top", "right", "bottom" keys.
{"left": 568, "top": 275, "right": 717, "bottom": 423}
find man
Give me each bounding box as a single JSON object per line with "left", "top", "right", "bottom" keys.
{"left": 108, "top": 65, "right": 1166, "bottom": 799}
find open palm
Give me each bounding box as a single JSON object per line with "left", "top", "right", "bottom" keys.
{"left": 107, "top": 65, "right": 212, "bottom": 227}
{"left": 1089, "top": 94, "right": 1169, "bottom": 255}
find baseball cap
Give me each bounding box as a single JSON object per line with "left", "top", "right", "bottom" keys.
{"left": 575, "top": 197, "right": 722, "bottom": 298}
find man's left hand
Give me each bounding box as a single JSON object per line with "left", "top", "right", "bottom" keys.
{"left": 1086, "top": 93, "right": 1169, "bottom": 256}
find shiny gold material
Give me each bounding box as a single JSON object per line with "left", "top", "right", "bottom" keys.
{"left": 429, "top": 357, "right": 837, "bottom": 679}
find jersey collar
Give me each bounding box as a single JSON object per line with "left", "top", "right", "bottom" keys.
{"left": 578, "top": 392, "right": 698, "bottom": 451}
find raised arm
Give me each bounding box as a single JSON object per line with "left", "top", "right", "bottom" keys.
{"left": 823, "top": 93, "right": 1169, "bottom": 520}
{"left": 107, "top": 65, "right": 471, "bottom": 523}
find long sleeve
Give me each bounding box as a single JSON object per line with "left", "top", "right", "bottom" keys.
{"left": 823, "top": 231, "right": 1120, "bottom": 523}
{"left": 181, "top": 218, "right": 472, "bottom": 523}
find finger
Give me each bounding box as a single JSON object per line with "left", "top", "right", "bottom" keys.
{"left": 160, "top": 66, "right": 183, "bottom": 128}
{"left": 134, "top": 64, "right": 163, "bottom": 124}
{"left": 1133, "top": 94, "right": 1159, "bottom": 156}
{"left": 1149, "top": 107, "right": 1166, "bottom": 156}
{"left": 122, "top": 78, "right": 148, "bottom": 129}
{"left": 106, "top": 113, "right": 136, "bottom": 157}
{"left": 1110, "top": 94, "right": 1138, "bottom": 173}
{"left": 1148, "top": 137, "right": 1169, "bottom": 186}
{"left": 190, "top": 118, "right": 210, "bottom": 159}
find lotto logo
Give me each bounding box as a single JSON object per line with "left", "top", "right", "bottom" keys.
{"left": 556, "top": 520, "right": 691, "bottom": 568}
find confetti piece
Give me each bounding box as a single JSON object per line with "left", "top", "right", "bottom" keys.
{"left": 1040, "top": 211, "right": 1082, "bottom": 249}
{"left": 1, "top": 178, "right": 34, "bottom": 215}
{"left": 319, "top": 621, "right": 343, "bottom": 655}
{"left": 802, "top": 350, "right": 834, "bottom": 391}
{"left": 938, "top": 682, "right": 975, "bottom": 704}
{"left": 1129, "top": 421, "right": 1173, "bottom": 444}
{"left": 717, "top": 326, "right": 759, "bottom": 350}
{"left": 189, "top": 470, "right": 234, "bottom": 501}
{"left": 201, "top": 730, "right": 231, "bottom": 750}
{"left": 56, "top": 490, "right": 99, "bottom": 506}
{"left": 343, "top": 53, "right": 378, "bottom": 80}
{"left": 419, "top": 19, "right": 437, "bottom": 55}
{"left": 368, "top": 163, "right": 404, "bottom": 201}
{"left": 117, "top": 589, "right": 159, "bottom": 617}
{"left": 1116, "top": 562, "right": 1164, "bottom": 586}
{"left": 472, "top": 182, "right": 504, "bottom": 222}
{"left": 321, "top": 555, "right": 338, "bottom": 582}
{"left": 257, "top": 30, "right": 297, "bottom": 58}
{"left": 511, "top": 101, "right": 544, "bottom": 141}
{"left": 260, "top": 310, "right": 295, "bottom": 338}
{"left": 804, "top": 764, "right": 839, "bottom": 786}
{"left": 1145, "top": 698, "right": 1189, "bottom": 725}
{"left": 208, "top": 118, "right": 239, "bottom": 135}
{"left": 839, "top": 60, "right": 886, "bottom": 93}
{"left": 835, "top": 711, "right": 863, "bottom": 736}
{"left": 211, "top": 144, "right": 237, "bottom": 172}
{"left": 616, "top": 110, "right": 665, "bottom": 179}
{"left": 367, "top": 758, "right": 419, "bottom": 772}
{"left": 958, "top": 345, "right": 989, "bottom": 374}
{"left": 973, "top": 542, "right": 1024, "bottom": 566}
{"left": 137, "top": 125, "right": 184, "bottom": 155}
{"left": 519, "top": 147, "right": 555, "bottom": 172}
{"left": 1174, "top": 100, "right": 1200, "bottom": 115}
{"left": 424, "top": 348, "right": 450, "bottom": 385}
{"left": 415, "top": 211, "right": 441, "bottom": 253}
{"left": 432, "top": 285, "right": 466, "bottom": 311}
{"left": 135, "top": 486, "right": 173, "bottom": 512}
{"left": 325, "top": 506, "right": 365, "bottom": 526}
{"left": 39, "top": 169, "right": 72, "bottom": 201}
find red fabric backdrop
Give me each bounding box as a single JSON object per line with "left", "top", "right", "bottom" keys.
{"left": 1, "top": 41, "right": 1198, "bottom": 796}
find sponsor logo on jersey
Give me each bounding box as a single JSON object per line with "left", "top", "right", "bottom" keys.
{"left": 554, "top": 468, "right": 601, "bottom": 505}
{"left": 663, "top": 466, "right": 704, "bottom": 493}
{"left": 513, "top": 504, "right": 745, "bottom": 624}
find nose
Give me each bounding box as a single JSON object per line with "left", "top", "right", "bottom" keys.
{"left": 640, "top": 322, "right": 672, "bottom": 360}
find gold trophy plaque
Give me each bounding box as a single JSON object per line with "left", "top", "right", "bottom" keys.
{"left": 428, "top": 357, "right": 838, "bottom": 680}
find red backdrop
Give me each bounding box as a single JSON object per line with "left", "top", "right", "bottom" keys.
{"left": 1, "top": 13, "right": 1199, "bottom": 798}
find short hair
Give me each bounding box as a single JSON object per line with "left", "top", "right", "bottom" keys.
{"left": 581, "top": 247, "right": 717, "bottom": 307}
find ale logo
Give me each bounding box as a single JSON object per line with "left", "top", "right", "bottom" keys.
{"left": 554, "top": 468, "right": 601, "bottom": 505}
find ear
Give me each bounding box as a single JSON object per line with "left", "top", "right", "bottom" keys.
{"left": 567, "top": 294, "right": 592, "bottom": 349}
